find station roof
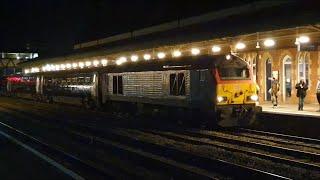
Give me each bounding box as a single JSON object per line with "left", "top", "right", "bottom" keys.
{"left": 19, "top": 0, "right": 320, "bottom": 69}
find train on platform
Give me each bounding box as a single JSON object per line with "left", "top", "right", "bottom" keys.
{"left": 0, "top": 54, "right": 261, "bottom": 127}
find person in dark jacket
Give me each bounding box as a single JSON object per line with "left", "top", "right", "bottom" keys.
{"left": 295, "top": 79, "right": 308, "bottom": 111}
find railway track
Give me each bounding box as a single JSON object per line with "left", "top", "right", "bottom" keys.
{"left": 0, "top": 121, "right": 118, "bottom": 180}
{"left": 144, "top": 128, "right": 320, "bottom": 170}
{"left": 0, "top": 110, "right": 220, "bottom": 179}
{"left": 2, "top": 99, "right": 320, "bottom": 178}
{"left": 236, "top": 128, "right": 320, "bottom": 149}
{"left": 0, "top": 103, "right": 290, "bottom": 179}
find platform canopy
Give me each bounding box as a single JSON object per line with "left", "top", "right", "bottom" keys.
{"left": 19, "top": 0, "right": 320, "bottom": 74}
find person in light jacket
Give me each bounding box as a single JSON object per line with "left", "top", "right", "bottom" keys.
{"left": 271, "top": 77, "right": 280, "bottom": 108}
{"left": 295, "top": 79, "right": 308, "bottom": 111}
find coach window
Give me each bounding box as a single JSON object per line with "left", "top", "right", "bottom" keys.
{"left": 170, "top": 72, "right": 185, "bottom": 96}
{"left": 113, "top": 75, "right": 123, "bottom": 95}
{"left": 113, "top": 76, "right": 117, "bottom": 94}
{"left": 118, "top": 76, "right": 123, "bottom": 94}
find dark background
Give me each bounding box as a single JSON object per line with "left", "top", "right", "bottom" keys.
{"left": 0, "top": 0, "right": 267, "bottom": 55}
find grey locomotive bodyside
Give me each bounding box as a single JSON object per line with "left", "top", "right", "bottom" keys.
{"left": 103, "top": 69, "right": 215, "bottom": 110}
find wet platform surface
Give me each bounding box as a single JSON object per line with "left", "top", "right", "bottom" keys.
{"left": 261, "top": 103, "right": 320, "bottom": 118}
{"left": 0, "top": 134, "right": 71, "bottom": 180}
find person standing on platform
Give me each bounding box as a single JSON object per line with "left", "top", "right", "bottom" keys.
{"left": 295, "top": 79, "right": 308, "bottom": 111}
{"left": 316, "top": 77, "right": 320, "bottom": 112}
{"left": 271, "top": 77, "right": 280, "bottom": 108}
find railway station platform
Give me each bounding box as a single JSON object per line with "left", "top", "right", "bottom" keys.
{"left": 260, "top": 103, "right": 320, "bottom": 118}
{"left": 254, "top": 103, "right": 320, "bottom": 139}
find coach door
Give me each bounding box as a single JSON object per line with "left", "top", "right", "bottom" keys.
{"left": 265, "top": 58, "right": 272, "bottom": 101}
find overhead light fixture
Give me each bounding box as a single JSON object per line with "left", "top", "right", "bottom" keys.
{"left": 144, "top": 54, "right": 151, "bottom": 60}
{"left": 131, "top": 55, "right": 139, "bottom": 62}
{"left": 157, "top": 52, "right": 166, "bottom": 59}
{"left": 211, "top": 46, "right": 221, "bottom": 53}
{"left": 101, "top": 59, "right": 108, "bottom": 66}
{"left": 79, "top": 62, "right": 84, "bottom": 68}
{"left": 93, "top": 60, "right": 99, "bottom": 66}
{"left": 172, "top": 50, "right": 182, "bottom": 57}
{"left": 191, "top": 48, "right": 200, "bottom": 55}
{"left": 264, "top": 39, "right": 275, "bottom": 47}
{"left": 66, "top": 63, "right": 72, "bottom": 69}
{"left": 60, "top": 64, "right": 66, "bottom": 70}
{"left": 85, "top": 61, "right": 92, "bottom": 67}
{"left": 55, "top": 65, "right": 61, "bottom": 71}
{"left": 256, "top": 42, "right": 260, "bottom": 49}
{"left": 72, "top": 63, "right": 78, "bottom": 68}
{"left": 235, "top": 42, "right": 246, "bottom": 50}
{"left": 298, "top": 35, "right": 310, "bottom": 44}
{"left": 226, "top": 54, "right": 231, "bottom": 60}
{"left": 116, "top": 57, "right": 127, "bottom": 65}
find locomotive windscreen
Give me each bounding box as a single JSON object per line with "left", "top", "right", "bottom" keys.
{"left": 218, "top": 57, "right": 250, "bottom": 80}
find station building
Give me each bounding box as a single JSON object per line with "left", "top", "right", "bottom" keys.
{"left": 19, "top": 1, "right": 320, "bottom": 105}
{"left": 0, "top": 52, "right": 39, "bottom": 76}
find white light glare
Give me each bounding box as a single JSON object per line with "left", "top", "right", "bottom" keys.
{"left": 235, "top": 42, "right": 246, "bottom": 50}
{"left": 298, "top": 36, "right": 310, "bottom": 44}
{"left": 93, "top": 60, "right": 99, "bottom": 66}
{"left": 144, "top": 54, "right": 151, "bottom": 60}
{"left": 172, "top": 50, "right": 182, "bottom": 57}
{"left": 250, "top": 94, "right": 259, "bottom": 101}
{"left": 66, "top": 63, "right": 72, "bottom": 69}
{"left": 45, "top": 64, "right": 51, "bottom": 71}
{"left": 79, "top": 62, "right": 85, "bottom": 68}
{"left": 85, "top": 61, "right": 92, "bottom": 67}
{"left": 60, "top": 64, "right": 66, "bottom": 70}
{"left": 264, "top": 39, "right": 275, "bottom": 47}
{"left": 191, "top": 48, "right": 200, "bottom": 55}
{"left": 31, "top": 67, "right": 40, "bottom": 73}
{"left": 226, "top": 54, "right": 231, "bottom": 60}
{"left": 24, "top": 69, "right": 30, "bottom": 74}
{"left": 116, "top": 57, "right": 127, "bottom": 65}
{"left": 157, "top": 52, "right": 166, "bottom": 59}
{"left": 131, "top": 55, "right": 139, "bottom": 62}
{"left": 101, "top": 59, "right": 108, "bottom": 66}
{"left": 55, "top": 65, "right": 60, "bottom": 71}
{"left": 217, "top": 96, "right": 224, "bottom": 103}
{"left": 211, "top": 46, "right": 221, "bottom": 53}
{"left": 72, "top": 63, "right": 78, "bottom": 68}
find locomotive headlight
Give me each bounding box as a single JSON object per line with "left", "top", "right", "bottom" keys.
{"left": 217, "top": 96, "right": 224, "bottom": 103}
{"left": 250, "top": 94, "right": 259, "bottom": 101}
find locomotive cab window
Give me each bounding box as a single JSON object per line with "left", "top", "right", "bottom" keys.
{"left": 113, "top": 75, "right": 123, "bottom": 95}
{"left": 170, "top": 72, "right": 185, "bottom": 96}
{"left": 218, "top": 66, "right": 250, "bottom": 80}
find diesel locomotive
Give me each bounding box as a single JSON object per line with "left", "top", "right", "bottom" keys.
{"left": 1, "top": 54, "right": 261, "bottom": 127}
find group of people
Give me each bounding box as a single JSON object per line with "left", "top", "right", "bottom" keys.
{"left": 270, "top": 77, "right": 309, "bottom": 111}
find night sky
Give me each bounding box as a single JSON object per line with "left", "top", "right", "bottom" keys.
{"left": 0, "top": 0, "right": 280, "bottom": 55}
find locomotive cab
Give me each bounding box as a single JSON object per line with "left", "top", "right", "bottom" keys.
{"left": 214, "top": 55, "right": 261, "bottom": 127}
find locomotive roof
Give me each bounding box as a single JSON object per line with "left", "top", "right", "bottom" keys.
{"left": 32, "top": 55, "right": 244, "bottom": 77}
